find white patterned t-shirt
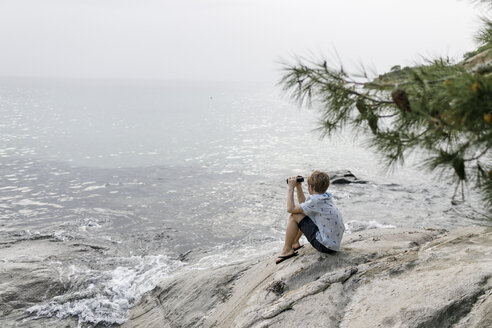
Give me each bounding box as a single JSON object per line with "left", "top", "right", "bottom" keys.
{"left": 300, "top": 192, "right": 344, "bottom": 251}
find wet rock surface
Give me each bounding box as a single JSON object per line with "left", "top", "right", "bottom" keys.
{"left": 0, "top": 238, "right": 77, "bottom": 327}
{"left": 125, "top": 227, "right": 492, "bottom": 328}
{"left": 0, "top": 235, "right": 128, "bottom": 328}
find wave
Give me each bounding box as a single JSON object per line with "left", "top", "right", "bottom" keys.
{"left": 345, "top": 220, "right": 396, "bottom": 234}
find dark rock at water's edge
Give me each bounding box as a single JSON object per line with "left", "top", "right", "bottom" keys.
{"left": 328, "top": 170, "right": 367, "bottom": 185}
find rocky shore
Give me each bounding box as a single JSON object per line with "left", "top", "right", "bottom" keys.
{"left": 1, "top": 226, "right": 491, "bottom": 327}
{"left": 124, "top": 226, "right": 491, "bottom": 328}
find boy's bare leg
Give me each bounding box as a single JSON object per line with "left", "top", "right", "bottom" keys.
{"left": 292, "top": 229, "right": 303, "bottom": 250}
{"left": 278, "top": 213, "right": 305, "bottom": 257}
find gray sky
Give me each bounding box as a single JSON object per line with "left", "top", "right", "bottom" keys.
{"left": 0, "top": 0, "right": 485, "bottom": 83}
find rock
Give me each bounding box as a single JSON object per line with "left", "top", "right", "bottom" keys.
{"left": 124, "top": 227, "right": 492, "bottom": 328}
{"left": 328, "top": 170, "right": 367, "bottom": 185}
{"left": 0, "top": 240, "right": 64, "bottom": 318}
{"left": 464, "top": 48, "right": 492, "bottom": 74}
{"left": 0, "top": 239, "right": 82, "bottom": 327}
{"left": 0, "top": 237, "right": 112, "bottom": 328}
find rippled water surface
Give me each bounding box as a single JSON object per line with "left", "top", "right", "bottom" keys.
{"left": 0, "top": 77, "right": 489, "bottom": 326}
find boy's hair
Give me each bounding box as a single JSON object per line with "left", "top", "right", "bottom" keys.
{"left": 307, "top": 170, "right": 330, "bottom": 193}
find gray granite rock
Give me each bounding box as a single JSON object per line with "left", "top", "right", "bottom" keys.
{"left": 124, "top": 227, "right": 492, "bottom": 328}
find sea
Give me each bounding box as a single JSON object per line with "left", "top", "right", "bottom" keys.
{"left": 0, "top": 77, "right": 489, "bottom": 326}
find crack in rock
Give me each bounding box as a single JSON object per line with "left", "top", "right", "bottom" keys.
{"left": 262, "top": 266, "right": 357, "bottom": 319}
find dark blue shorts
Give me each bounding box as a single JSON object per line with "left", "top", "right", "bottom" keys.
{"left": 298, "top": 216, "right": 335, "bottom": 254}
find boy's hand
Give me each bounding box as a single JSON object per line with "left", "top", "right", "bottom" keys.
{"left": 287, "top": 176, "right": 298, "bottom": 189}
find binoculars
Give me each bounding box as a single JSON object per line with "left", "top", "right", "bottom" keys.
{"left": 286, "top": 176, "right": 304, "bottom": 184}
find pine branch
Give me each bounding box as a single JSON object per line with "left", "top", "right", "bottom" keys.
{"left": 280, "top": 17, "right": 492, "bottom": 209}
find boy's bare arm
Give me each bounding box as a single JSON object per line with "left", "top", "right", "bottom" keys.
{"left": 296, "top": 184, "right": 306, "bottom": 204}
{"left": 287, "top": 177, "right": 304, "bottom": 214}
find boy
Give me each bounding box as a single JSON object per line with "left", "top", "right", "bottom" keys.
{"left": 276, "top": 170, "right": 344, "bottom": 264}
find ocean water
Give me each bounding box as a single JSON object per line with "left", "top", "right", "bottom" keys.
{"left": 0, "top": 77, "right": 489, "bottom": 326}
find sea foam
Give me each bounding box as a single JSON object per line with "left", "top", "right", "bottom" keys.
{"left": 27, "top": 254, "right": 184, "bottom": 326}
{"left": 345, "top": 220, "right": 396, "bottom": 234}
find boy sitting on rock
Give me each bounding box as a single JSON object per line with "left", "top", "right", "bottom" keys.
{"left": 276, "top": 170, "right": 344, "bottom": 264}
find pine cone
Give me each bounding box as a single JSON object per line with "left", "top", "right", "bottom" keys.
{"left": 356, "top": 98, "right": 367, "bottom": 114}
{"left": 392, "top": 89, "right": 411, "bottom": 112}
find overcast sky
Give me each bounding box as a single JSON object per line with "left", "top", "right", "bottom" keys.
{"left": 0, "top": 0, "right": 486, "bottom": 83}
